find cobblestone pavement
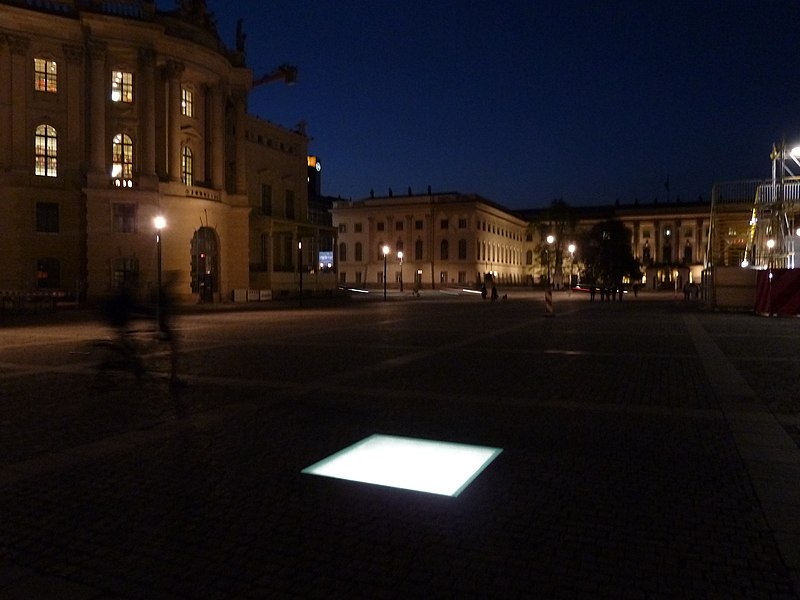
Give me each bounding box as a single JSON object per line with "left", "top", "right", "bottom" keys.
{"left": 0, "top": 292, "right": 798, "bottom": 598}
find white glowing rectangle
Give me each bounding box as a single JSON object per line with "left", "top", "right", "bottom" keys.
{"left": 302, "top": 434, "right": 502, "bottom": 497}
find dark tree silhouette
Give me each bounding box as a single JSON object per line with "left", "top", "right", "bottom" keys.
{"left": 578, "top": 219, "right": 641, "bottom": 287}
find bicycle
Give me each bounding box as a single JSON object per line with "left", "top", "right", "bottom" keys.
{"left": 90, "top": 326, "right": 172, "bottom": 388}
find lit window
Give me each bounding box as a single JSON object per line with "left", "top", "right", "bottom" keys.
{"left": 181, "top": 88, "right": 193, "bottom": 117}
{"left": 111, "top": 70, "right": 133, "bottom": 102}
{"left": 34, "top": 124, "right": 57, "bottom": 177}
{"left": 111, "top": 133, "right": 133, "bottom": 179}
{"left": 34, "top": 58, "right": 57, "bottom": 93}
{"left": 181, "top": 146, "right": 193, "bottom": 185}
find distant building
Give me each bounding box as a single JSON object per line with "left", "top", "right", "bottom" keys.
{"left": 331, "top": 192, "right": 529, "bottom": 289}
{"left": 0, "top": 0, "right": 335, "bottom": 303}
{"left": 333, "top": 192, "right": 714, "bottom": 291}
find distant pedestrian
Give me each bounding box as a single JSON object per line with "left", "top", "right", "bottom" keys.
{"left": 491, "top": 284, "right": 498, "bottom": 302}
{"left": 480, "top": 283, "right": 487, "bottom": 300}
{"left": 590, "top": 286, "right": 596, "bottom": 302}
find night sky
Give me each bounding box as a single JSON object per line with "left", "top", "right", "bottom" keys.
{"left": 182, "top": 1, "right": 800, "bottom": 208}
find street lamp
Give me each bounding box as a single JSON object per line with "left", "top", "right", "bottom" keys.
{"left": 568, "top": 243, "right": 576, "bottom": 291}
{"left": 546, "top": 235, "right": 555, "bottom": 287}
{"left": 298, "top": 240, "right": 303, "bottom": 305}
{"left": 397, "top": 251, "right": 404, "bottom": 292}
{"left": 382, "top": 245, "right": 390, "bottom": 300}
{"left": 153, "top": 215, "right": 166, "bottom": 328}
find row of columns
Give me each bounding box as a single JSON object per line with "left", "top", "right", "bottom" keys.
{"left": 0, "top": 32, "right": 239, "bottom": 191}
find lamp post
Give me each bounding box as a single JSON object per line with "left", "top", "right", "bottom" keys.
{"left": 397, "top": 251, "right": 404, "bottom": 292}
{"left": 382, "top": 245, "right": 390, "bottom": 300}
{"left": 298, "top": 240, "right": 303, "bottom": 306}
{"left": 568, "top": 243, "right": 576, "bottom": 292}
{"left": 546, "top": 235, "right": 555, "bottom": 287}
{"left": 153, "top": 215, "right": 166, "bottom": 328}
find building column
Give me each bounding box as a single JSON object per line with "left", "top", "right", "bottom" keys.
{"left": 208, "top": 84, "right": 225, "bottom": 190}
{"left": 9, "top": 35, "right": 30, "bottom": 172}
{"left": 62, "top": 44, "right": 84, "bottom": 178}
{"left": 0, "top": 35, "right": 12, "bottom": 170}
{"left": 233, "top": 89, "right": 247, "bottom": 194}
{"left": 87, "top": 40, "right": 107, "bottom": 175}
{"left": 138, "top": 48, "right": 157, "bottom": 179}
{"left": 165, "top": 60, "right": 184, "bottom": 182}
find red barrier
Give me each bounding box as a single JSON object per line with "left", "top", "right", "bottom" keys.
{"left": 754, "top": 269, "right": 800, "bottom": 316}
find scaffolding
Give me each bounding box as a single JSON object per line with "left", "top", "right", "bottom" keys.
{"left": 708, "top": 143, "right": 800, "bottom": 271}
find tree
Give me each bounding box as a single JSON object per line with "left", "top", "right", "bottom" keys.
{"left": 531, "top": 198, "right": 577, "bottom": 285}
{"left": 578, "top": 219, "right": 641, "bottom": 286}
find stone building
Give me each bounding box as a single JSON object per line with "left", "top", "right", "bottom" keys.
{"left": 331, "top": 192, "right": 529, "bottom": 290}
{"left": 0, "top": 0, "right": 333, "bottom": 303}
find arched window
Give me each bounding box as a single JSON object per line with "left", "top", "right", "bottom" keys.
{"left": 111, "top": 133, "right": 133, "bottom": 179}
{"left": 339, "top": 242, "right": 347, "bottom": 262}
{"left": 354, "top": 242, "right": 363, "bottom": 262}
{"left": 34, "top": 124, "right": 57, "bottom": 177}
{"left": 181, "top": 146, "right": 193, "bottom": 185}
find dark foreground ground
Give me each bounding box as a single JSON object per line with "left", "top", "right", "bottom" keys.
{"left": 1, "top": 290, "right": 799, "bottom": 598}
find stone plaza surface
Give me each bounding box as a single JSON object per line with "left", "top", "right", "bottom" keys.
{"left": 0, "top": 291, "right": 799, "bottom": 598}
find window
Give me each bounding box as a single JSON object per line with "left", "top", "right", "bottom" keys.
{"left": 112, "top": 257, "right": 139, "bottom": 288}
{"left": 354, "top": 223, "right": 362, "bottom": 233}
{"left": 285, "top": 190, "right": 295, "bottom": 219}
{"left": 111, "top": 70, "right": 133, "bottom": 102}
{"left": 377, "top": 222, "right": 385, "bottom": 232}
{"left": 526, "top": 250, "right": 533, "bottom": 265}
{"left": 181, "top": 146, "right": 193, "bottom": 185}
{"left": 34, "top": 58, "right": 57, "bottom": 93}
{"left": 112, "top": 202, "right": 136, "bottom": 233}
{"left": 36, "top": 258, "right": 60, "bottom": 289}
{"left": 458, "top": 239, "right": 467, "bottom": 260}
{"left": 111, "top": 133, "right": 133, "bottom": 178}
{"left": 415, "top": 240, "right": 423, "bottom": 260}
{"left": 458, "top": 218, "right": 467, "bottom": 229}
{"left": 181, "top": 88, "right": 194, "bottom": 117}
{"left": 261, "top": 184, "right": 272, "bottom": 215}
{"left": 338, "top": 223, "right": 347, "bottom": 233}
{"left": 458, "top": 271, "right": 466, "bottom": 284}
{"left": 339, "top": 242, "right": 347, "bottom": 262}
{"left": 683, "top": 242, "right": 692, "bottom": 263}
{"left": 415, "top": 220, "right": 423, "bottom": 230}
{"left": 642, "top": 230, "right": 651, "bottom": 239}
{"left": 440, "top": 219, "right": 449, "bottom": 230}
{"left": 396, "top": 221, "right": 404, "bottom": 231}
{"left": 36, "top": 202, "right": 59, "bottom": 233}
{"left": 34, "top": 124, "right": 57, "bottom": 177}
{"left": 642, "top": 243, "right": 651, "bottom": 262}
{"left": 355, "top": 242, "right": 363, "bottom": 262}
{"left": 440, "top": 240, "right": 449, "bottom": 260}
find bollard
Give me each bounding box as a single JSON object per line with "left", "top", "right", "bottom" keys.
{"left": 544, "top": 288, "right": 554, "bottom": 316}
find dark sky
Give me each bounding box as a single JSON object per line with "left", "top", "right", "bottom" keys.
{"left": 191, "top": 1, "right": 800, "bottom": 208}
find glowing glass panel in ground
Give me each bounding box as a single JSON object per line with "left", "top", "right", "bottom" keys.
{"left": 302, "top": 434, "right": 502, "bottom": 497}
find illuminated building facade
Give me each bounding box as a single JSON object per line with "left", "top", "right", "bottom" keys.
{"left": 0, "top": 0, "right": 334, "bottom": 302}
{"left": 333, "top": 193, "right": 714, "bottom": 291}
{"left": 331, "top": 192, "right": 529, "bottom": 289}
